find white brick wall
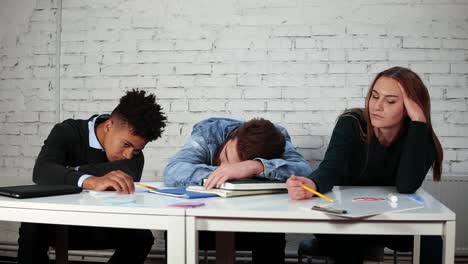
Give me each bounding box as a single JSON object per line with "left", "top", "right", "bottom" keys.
{"left": 0, "top": 0, "right": 467, "bottom": 183}
{"left": 1, "top": 0, "right": 58, "bottom": 189}
{"left": 0, "top": 0, "right": 468, "bottom": 246}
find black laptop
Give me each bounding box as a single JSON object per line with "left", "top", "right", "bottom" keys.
{"left": 0, "top": 184, "right": 82, "bottom": 199}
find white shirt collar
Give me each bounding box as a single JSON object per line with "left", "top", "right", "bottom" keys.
{"left": 88, "top": 114, "right": 110, "bottom": 150}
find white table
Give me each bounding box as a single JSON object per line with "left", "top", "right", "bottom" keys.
{"left": 0, "top": 191, "right": 186, "bottom": 264}
{"left": 186, "top": 186, "right": 456, "bottom": 264}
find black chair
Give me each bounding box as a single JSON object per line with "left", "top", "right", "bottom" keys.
{"left": 297, "top": 237, "right": 386, "bottom": 264}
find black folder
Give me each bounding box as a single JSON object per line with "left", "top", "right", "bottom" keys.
{"left": 0, "top": 184, "right": 82, "bottom": 199}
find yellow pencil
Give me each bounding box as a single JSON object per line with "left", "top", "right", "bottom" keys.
{"left": 137, "top": 183, "right": 158, "bottom": 191}
{"left": 300, "top": 184, "right": 334, "bottom": 203}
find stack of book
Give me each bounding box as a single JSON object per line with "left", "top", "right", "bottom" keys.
{"left": 186, "top": 178, "right": 287, "bottom": 198}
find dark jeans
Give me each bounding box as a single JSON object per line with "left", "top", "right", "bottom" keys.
{"left": 315, "top": 234, "right": 442, "bottom": 264}
{"left": 199, "top": 231, "right": 286, "bottom": 264}
{"left": 17, "top": 223, "right": 154, "bottom": 264}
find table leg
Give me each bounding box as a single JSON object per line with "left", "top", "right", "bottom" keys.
{"left": 186, "top": 216, "right": 199, "bottom": 264}
{"left": 443, "top": 221, "right": 456, "bottom": 264}
{"left": 412, "top": 235, "right": 420, "bottom": 264}
{"left": 216, "top": 232, "right": 235, "bottom": 264}
{"left": 167, "top": 216, "right": 186, "bottom": 264}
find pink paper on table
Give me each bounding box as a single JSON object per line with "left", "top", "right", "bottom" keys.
{"left": 168, "top": 202, "right": 205, "bottom": 208}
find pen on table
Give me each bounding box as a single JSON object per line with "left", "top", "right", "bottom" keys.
{"left": 137, "top": 183, "right": 158, "bottom": 191}
{"left": 300, "top": 184, "right": 334, "bottom": 203}
{"left": 312, "top": 205, "right": 347, "bottom": 214}
{"left": 408, "top": 194, "right": 424, "bottom": 203}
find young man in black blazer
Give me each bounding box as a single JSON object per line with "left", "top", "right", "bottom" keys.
{"left": 17, "top": 89, "right": 167, "bottom": 264}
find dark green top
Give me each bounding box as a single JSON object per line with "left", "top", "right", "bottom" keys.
{"left": 309, "top": 113, "right": 436, "bottom": 194}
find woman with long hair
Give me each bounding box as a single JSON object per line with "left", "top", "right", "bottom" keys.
{"left": 287, "top": 66, "right": 443, "bottom": 263}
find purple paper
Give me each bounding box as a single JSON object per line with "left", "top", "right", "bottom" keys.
{"left": 168, "top": 202, "right": 205, "bottom": 208}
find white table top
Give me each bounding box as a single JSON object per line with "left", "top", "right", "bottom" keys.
{"left": 186, "top": 186, "right": 456, "bottom": 221}
{"left": 0, "top": 182, "right": 187, "bottom": 264}
{"left": 0, "top": 190, "right": 185, "bottom": 216}
{"left": 0, "top": 185, "right": 456, "bottom": 220}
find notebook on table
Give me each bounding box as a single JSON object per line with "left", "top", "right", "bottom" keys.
{"left": 149, "top": 187, "right": 218, "bottom": 199}
{"left": 186, "top": 186, "right": 286, "bottom": 198}
{"left": 0, "top": 184, "right": 82, "bottom": 199}
{"left": 203, "top": 177, "right": 287, "bottom": 191}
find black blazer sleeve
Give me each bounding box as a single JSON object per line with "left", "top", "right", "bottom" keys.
{"left": 78, "top": 154, "right": 145, "bottom": 182}
{"left": 33, "top": 123, "right": 86, "bottom": 185}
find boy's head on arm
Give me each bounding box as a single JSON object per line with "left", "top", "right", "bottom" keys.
{"left": 98, "top": 89, "right": 167, "bottom": 162}
{"left": 215, "top": 118, "right": 286, "bottom": 165}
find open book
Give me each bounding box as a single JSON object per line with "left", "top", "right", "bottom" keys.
{"left": 186, "top": 186, "right": 286, "bottom": 198}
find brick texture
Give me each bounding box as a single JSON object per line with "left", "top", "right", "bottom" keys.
{"left": 1, "top": 0, "right": 468, "bottom": 183}
{"left": 0, "top": 0, "right": 467, "bottom": 203}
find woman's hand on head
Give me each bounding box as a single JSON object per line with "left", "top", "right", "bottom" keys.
{"left": 286, "top": 175, "right": 316, "bottom": 200}
{"left": 398, "top": 83, "right": 426, "bottom": 123}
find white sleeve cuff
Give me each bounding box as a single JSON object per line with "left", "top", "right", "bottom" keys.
{"left": 77, "top": 174, "right": 92, "bottom": 187}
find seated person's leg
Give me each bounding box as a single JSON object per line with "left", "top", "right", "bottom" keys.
{"left": 239, "top": 232, "right": 285, "bottom": 264}
{"left": 381, "top": 235, "right": 413, "bottom": 253}
{"left": 199, "top": 231, "right": 286, "bottom": 264}
{"left": 421, "top": 236, "right": 443, "bottom": 264}
{"left": 314, "top": 234, "right": 365, "bottom": 264}
{"left": 380, "top": 235, "right": 442, "bottom": 264}
{"left": 17, "top": 223, "right": 53, "bottom": 264}
{"left": 107, "top": 228, "right": 154, "bottom": 264}
{"left": 199, "top": 231, "right": 216, "bottom": 250}
{"left": 68, "top": 226, "right": 154, "bottom": 264}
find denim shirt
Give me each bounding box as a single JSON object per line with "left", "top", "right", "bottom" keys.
{"left": 164, "top": 118, "right": 313, "bottom": 187}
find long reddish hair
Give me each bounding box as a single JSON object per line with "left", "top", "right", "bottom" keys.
{"left": 362, "top": 66, "right": 443, "bottom": 181}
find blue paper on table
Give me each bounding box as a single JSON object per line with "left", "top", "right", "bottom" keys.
{"left": 149, "top": 188, "right": 218, "bottom": 199}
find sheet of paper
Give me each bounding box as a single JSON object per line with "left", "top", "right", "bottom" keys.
{"left": 84, "top": 182, "right": 160, "bottom": 196}
{"left": 303, "top": 186, "right": 425, "bottom": 218}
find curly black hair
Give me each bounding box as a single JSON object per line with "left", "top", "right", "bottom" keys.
{"left": 111, "top": 89, "right": 167, "bottom": 141}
